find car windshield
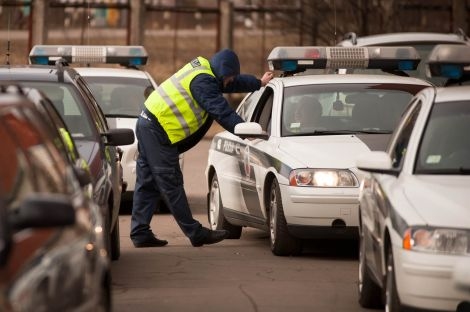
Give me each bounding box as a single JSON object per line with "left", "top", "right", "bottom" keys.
{"left": 82, "top": 76, "right": 152, "bottom": 117}
{"left": 281, "top": 83, "right": 422, "bottom": 137}
{"left": 415, "top": 101, "right": 470, "bottom": 175}
{"left": 26, "top": 82, "right": 95, "bottom": 140}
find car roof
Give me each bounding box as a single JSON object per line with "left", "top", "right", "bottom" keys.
{"left": 0, "top": 65, "right": 77, "bottom": 83}
{"left": 434, "top": 85, "right": 470, "bottom": 102}
{"left": 338, "top": 32, "right": 470, "bottom": 47}
{"left": 75, "top": 67, "right": 151, "bottom": 79}
{"left": 277, "top": 74, "right": 432, "bottom": 88}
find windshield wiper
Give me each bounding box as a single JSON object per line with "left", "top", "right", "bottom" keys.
{"left": 105, "top": 113, "right": 138, "bottom": 118}
{"left": 288, "top": 130, "right": 357, "bottom": 136}
{"left": 418, "top": 167, "right": 470, "bottom": 175}
{"left": 355, "top": 129, "right": 393, "bottom": 134}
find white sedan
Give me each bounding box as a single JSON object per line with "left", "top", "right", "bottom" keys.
{"left": 205, "top": 46, "right": 431, "bottom": 256}
{"left": 356, "top": 44, "right": 470, "bottom": 311}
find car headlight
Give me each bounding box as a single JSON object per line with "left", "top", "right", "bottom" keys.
{"left": 289, "top": 169, "right": 358, "bottom": 187}
{"left": 403, "top": 227, "right": 470, "bottom": 255}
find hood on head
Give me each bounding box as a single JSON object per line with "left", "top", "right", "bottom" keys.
{"left": 209, "top": 49, "right": 240, "bottom": 81}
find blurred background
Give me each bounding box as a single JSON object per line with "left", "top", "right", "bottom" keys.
{"left": 1, "top": 0, "right": 469, "bottom": 83}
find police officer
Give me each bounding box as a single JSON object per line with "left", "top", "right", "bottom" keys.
{"left": 131, "top": 49, "right": 273, "bottom": 247}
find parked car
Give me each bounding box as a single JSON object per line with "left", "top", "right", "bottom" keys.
{"left": 205, "top": 46, "right": 431, "bottom": 256}
{"left": 29, "top": 44, "right": 183, "bottom": 211}
{"left": 0, "top": 61, "right": 134, "bottom": 260}
{"left": 337, "top": 30, "right": 470, "bottom": 85}
{"left": 356, "top": 44, "right": 470, "bottom": 311}
{"left": 0, "top": 87, "right": 111, "bottom": 311}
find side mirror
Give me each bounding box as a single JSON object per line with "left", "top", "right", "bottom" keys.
{"left": 234, "top": 122, "right": 269, "bottom": 140}
{"left": 10, "top": 194, "right": 76, "bottom": 230}
{"left": 356, "top": 151, "right": 399, "bottom": 176}
{"left": 102, "top": 128, "right": 135, "bottom": 146}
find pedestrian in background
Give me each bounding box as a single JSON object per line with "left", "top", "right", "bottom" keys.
{"left": 131, "top": 49, "right": 273, "bottom": 247}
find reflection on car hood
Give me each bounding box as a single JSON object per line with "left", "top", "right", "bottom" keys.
{"left": 403, "top": 175, "right": 470, "bottom": 228}
{"left": 279, "top": 135, "right": 373, "bottom": 168}
{"left": 106, "top": 117, "right": 138, "bottom": 131}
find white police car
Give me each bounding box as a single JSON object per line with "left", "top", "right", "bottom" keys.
{"left": 29, "top": 45, "right": 183, "bottom": 208}
{"left": 337, "top": 31, "right": 470, "bottom": 86}
{"left": 356, "top": 44, "right": 470, "bottom": 311}
{"left": 205, "top": 46, "right": 431, "bottom": 256}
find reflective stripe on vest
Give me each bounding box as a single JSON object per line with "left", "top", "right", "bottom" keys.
{"left": 145, "top": 57, "right": 215, "bottom": 144}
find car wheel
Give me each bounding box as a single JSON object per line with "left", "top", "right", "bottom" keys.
{"left": 110, "top": 216, "right": 120, "bottom": 261}
{"left": 98, "top": 270, "right": 112, "bottom": 312}
{"left": 208, "top": 172, "right": 242, "bottom": 239}
{"left": 358, "top": 230, "right": 383, "bottom": 308}
{"left": 385, "top": 247, "right": 402, "bottom": 312}
{"left": 269, "top": 178, "right": 302, "bottom": 256}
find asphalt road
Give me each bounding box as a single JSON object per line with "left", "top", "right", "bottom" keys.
{"left": 111, "top": 130, "right": 372, "bottom": 312}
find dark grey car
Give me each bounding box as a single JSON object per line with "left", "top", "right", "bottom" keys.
{"left": 0, "top": 88, "right": 111, "bottom": 311}
{"left": 0, "top": 64, "right": 134, "bottom": 260}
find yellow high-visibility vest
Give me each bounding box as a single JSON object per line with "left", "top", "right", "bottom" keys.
{"left": 145, "top": 57, "right": 215, "bottom": 144}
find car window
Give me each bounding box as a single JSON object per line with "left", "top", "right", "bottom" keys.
{"left": 82, "top": 76, "right": 151, "bottom": 117}
{"left": 0, "top": 121, "right": 28, "bottom": 203}
{"left": 76, "top": 77, "right": 109, "bottom": 132}
{"left": 26, "top": 82, "right": 95, "bottom": 139}
{"left": 388, "top": 100, "right": 422, "bottom": 169}
{"left": 415, "top": 100, "right": 470, "bottom": 174}
{"left": 236, "top": 88, "right": 264, "bottom": 121}
{"left": 2, "top": 107, "right": 67, "bottom": 194}
{"left": 281, "top": 83, "right": 420, "bottom": 137}
{"left": 251, "top": 87, "right": 274, "bottom": 132}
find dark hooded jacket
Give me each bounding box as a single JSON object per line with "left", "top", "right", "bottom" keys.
{"left": 175, "top": 49, "right": 262, "bottom": 153}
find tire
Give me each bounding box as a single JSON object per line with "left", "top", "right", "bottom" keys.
{"left": 98, "top": 270, "right": 112, "bottom": 312}
{"left": 208, "top": 173, "right": 242, "bottom": 239}
{"left": 385, "top": 247, "right": 402, "bottom": 312}
{"left": 269, "top": 179, "right": 302, "bottom": 256}
{"left": 358, "top": 231, "right": 383, "bottom": 308}
{"left": 110, "top": 216, "right": 120, "bottom": 261}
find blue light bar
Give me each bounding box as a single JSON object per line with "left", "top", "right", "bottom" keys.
{"left": 267, "top": 46, "right": 420, "bottom": 74}
{"left": 427, "top": 44, "right": 470, "bottom": 79}
{"left": 29, "top": 45, "right": 148, "bottom": 67}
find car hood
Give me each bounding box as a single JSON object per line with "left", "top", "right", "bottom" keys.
{"left": 278, "top": 134, "right": 387, "bottom": 168}
{"left": 106, "top": 117, "right": 137, "bottom": 133}
{"left": 402, "top": 175, "right": 470, "bottom": 228}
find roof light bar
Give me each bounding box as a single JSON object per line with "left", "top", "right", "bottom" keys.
{"left": 29, "top": 45, "right": 148, "bottom": 66}
{"left": 427, "top": 44, "right": 470, "bottom": 79}
{"left": 267, "top": 46, "right": 420, "bottom": 74}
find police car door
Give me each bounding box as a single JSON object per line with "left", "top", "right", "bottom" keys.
{"left": 241, "top": 86, "right": 277, "bottom": 222}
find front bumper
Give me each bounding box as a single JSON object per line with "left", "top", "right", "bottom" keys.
{"left": 279, "top": 184, "right": 359, "bottom": 239}
{"left": 394, "top": 245, "right": 470, "bottom": 311}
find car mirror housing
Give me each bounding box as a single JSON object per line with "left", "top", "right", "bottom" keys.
{"left": 234, "top": 122, "right": 269, "bottom": 140}
{"left": 10, "top": 194, "right": 76, "bottom": 230}
{"left": 356, "top": 151, "right": 398, "bottom": 176}
{"left": 102, "top": 128, "right": 135, "bottom": 146}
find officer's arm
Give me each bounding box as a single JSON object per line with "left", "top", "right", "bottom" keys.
{"left": 190, "top": 74, "right": 244, "bottom": 133}
{"left": 223, "top": 74, "right": 261, "bottom": 93}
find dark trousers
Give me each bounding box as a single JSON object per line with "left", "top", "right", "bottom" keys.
{"left": 130, "top": 111, "right": 208, "bottom": 245}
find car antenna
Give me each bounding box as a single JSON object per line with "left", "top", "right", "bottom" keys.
{"left": 5, "top": 8, "right": 11, "bottom": 65}
{"left": 333, "top": 0, "right": 337, "bottom": 45}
